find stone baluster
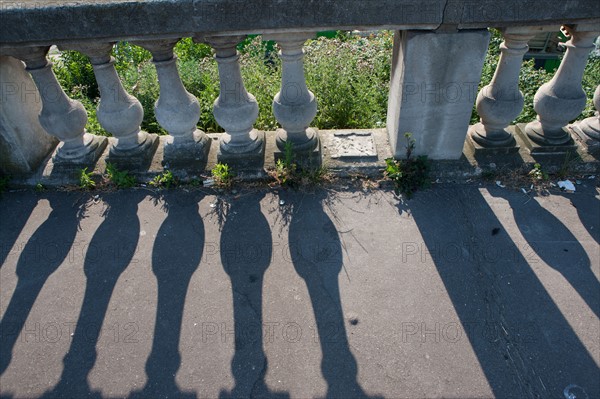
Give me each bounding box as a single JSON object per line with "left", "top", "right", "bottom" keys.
{"left": 203, "top": 35, "right": 264, "bottom": 166}
{"left": 5, "top": 46, "right": 107, "bottom": 164}
{"left": 524, "top": 25, "right": 600, "bottom": 146}
{"left": 572, "top": 84, "right": 600, "bottom": 142}
{"left": 264, "top": 32, "right": 319, "bottom": 155}
{"left": 136, "top": 39, "right": 210, "bottom": 167}
{"left": 65, "top": 43, "right": 158, "bottom": 167}
{"left": 469, "top": 28, "right": 537, "bottom": 148}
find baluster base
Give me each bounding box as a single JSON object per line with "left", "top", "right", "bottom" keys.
{"left": 274, "top": 131, "right": 322, "bottom": 169}
{"left": 106, "top": 132, "right": 160, "bottom": 170}
{"left": 217, "top": 130, "right": 266, "bottom": 176}
{"left": 515, "top": 123, "right": 578, "bottom": 154}
{"left": 53, "top": 133, "right": 108, "bottom": 166}
{"left": 468, "top": 123, "right": 520, "bottom": 153}
{"left": 572, "top": 117, "right": 600, "bottom": 140}
{"left": 275, "top": 128, "right": 319, "bottom": 153}
{"left": 569, "top": 118, "right": 600, "bottom": 151}
{"left": 523, "top": 120, "right": 572, "bottom": 146}
{"left": 163, "top": 129, "right": 211, "bottom": 170}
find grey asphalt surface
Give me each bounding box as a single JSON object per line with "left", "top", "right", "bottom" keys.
{"left": 0, "top": 182, "right": 599, "bottom": 399}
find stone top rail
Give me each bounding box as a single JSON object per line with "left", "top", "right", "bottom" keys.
{"left": 1, "top": 0, "right": 599, "bottom": 48}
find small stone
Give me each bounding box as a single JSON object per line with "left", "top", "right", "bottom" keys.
{"left": 279, "top": 199, "right": 286, "bottom": 206}
{"left": 210, "top": 203, "right": 217, "bottom": 208}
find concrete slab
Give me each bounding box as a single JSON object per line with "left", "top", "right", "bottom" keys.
{"left": 0, "top": 183, "right": 599, "bottom": 398}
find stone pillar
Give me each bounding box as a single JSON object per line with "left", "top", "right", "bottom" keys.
{"left": 469, "top": 28, "right": 538, "bottom": 149}
{"left": 204, "top": 35, "right": 264, "bottom": 171}
{"left": 137, "top": 39, "right": 210, "bottom": 168}
{"left": 264, "top": 32, "right": 319, "bottom": 158}
{"left": 0, "top": 55, "right": 58, "bottom": 175}
{"left": 4, "top": 47, "right": 106, "bottom": 165}
{"left": 523, "top": 25, "right": 599, "bottom": 146}
{"left": 65, "top": 43, "right": 158, "bottom": 168}
{"left": 572, "top": 84, "right": 600, "bottom": 142}
{"left": 387, "top": 29, "right": 490, "bottom": 160}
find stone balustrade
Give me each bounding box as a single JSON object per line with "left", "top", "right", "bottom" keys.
{"left": 0, "top": 1, "right": 599, "bottom": 177}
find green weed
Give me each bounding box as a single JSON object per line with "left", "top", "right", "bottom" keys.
{"left": 79, "top": 167, "right": 96, "bottom": 190}
{"left": 384, "top": 133, "right": 431, "bottom": 198}
{"left": 149, "top": 170, "right": 177, "bottom": 189}
{"left": 105, "top": 163, "right": 136, "bottom": 188}
{"left": 211, "top": 163, "right": 234, "bottom": 188}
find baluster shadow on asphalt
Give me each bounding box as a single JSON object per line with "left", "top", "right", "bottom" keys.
{"left": 43, "top": 191, "right": 146, "bottom": 398}
{"left": 401, "top": 185, "right": 600, "bottom": 398}
{"left": 130, "top": 190, "right": 205, "bottom": 399}
{"left": 558, "top": 188, "right": 600, "bottom": 245}
{"left": 287, "top": 192, "right": 381, "bottom": 399}
{"left": 0, "top": 193, "right": 38, "bottom": 269}
{"left": 0, "top": 193, "right": 85, "bottom": 376}
{"left": 218, "top": 191, "right": 288, "bottom": 399}
{"left": 489, "top": 188, "right": 600, "bottom": 319}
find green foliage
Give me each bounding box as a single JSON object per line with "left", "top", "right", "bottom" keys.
{"left": 211, "top": 163, "right": 234, "bottom": 188}
{"left": 273, "top": 142, "right": 298, "bottom": 187}
{"left": 271, "top": 141, "right": 327, "bottom": 188}
{"left": 305, "top": 33, "right": 392, "bottom": 129}
{"left": 528, "top": 163, "right": 549, "bottom": 182}
{"left": 105, "top": 163, "right": 136, "bottom": 188}
{"left": 384, "top": 133, "right": 431, "bottom": 198}
{"left": 78, "top": 167, "right": 96, "bottom": 189}
{"left": 174, "top": 38, "right": 213, "bottom": 62}
{"left": 35, "top": 182, "right": 45, "bottom": 192}
{"left": 149, "top": 170, "right": 177, "bottom": 189}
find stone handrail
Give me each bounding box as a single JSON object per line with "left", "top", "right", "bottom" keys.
{"left": 1, "top": 1, "right": 599, "bottom": 47}
{"left": 0, "top": 0, "right": 599, "bottom": 177}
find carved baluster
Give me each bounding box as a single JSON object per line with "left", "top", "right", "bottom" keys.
{"left": 65, "top": 42, "right": 158, "bottom": 167}
{"left": 264, "top": 32, "right": 319, "bottom": 157}
{"left": 136, "top": 39, "right": 210, "bottom": 167}
{"left": 204, "top": 35, "right": 264, "bottom": 166}
{"left": 523, "top": 25, "right": 600, "bottom": 146}
{"left": 469, "top": 28, "right": 537, "bottom": 148}
{"left": 5, "top": 46, "right": 107, "bottom": 164}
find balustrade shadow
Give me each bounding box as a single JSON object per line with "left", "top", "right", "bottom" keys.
{"left": 0, "top": 193, "right": 84, "bottom": 376}
{"left": 43, "top": 191, "right": 146, "bottom": 398}
{"left": 130, "top": 191, "right": 205, "bottom": 399}
{"left": 0, "top": 193, "right": 38, "bottom": 269}
{"left": 489, "top": 188, "right": 599, "bottom": 319}
{"left": 557, "top": 188, "right": 600, "bottom": 245}
{"left": 218, "top": 192, "right": 288, "bottom": 399}
{"left": 402, "top": 186, "right": 600, "bottom": 398}
{"left": 288, "top": 192, "right": 379, "bottom": 399}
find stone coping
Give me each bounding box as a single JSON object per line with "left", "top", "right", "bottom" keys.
{"left": 1, "top": 0, "right": 599, "bottom": 47}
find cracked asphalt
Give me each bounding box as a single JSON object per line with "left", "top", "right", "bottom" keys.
{"left": 1, "top": 182, "right": 599, "bottom": 398}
